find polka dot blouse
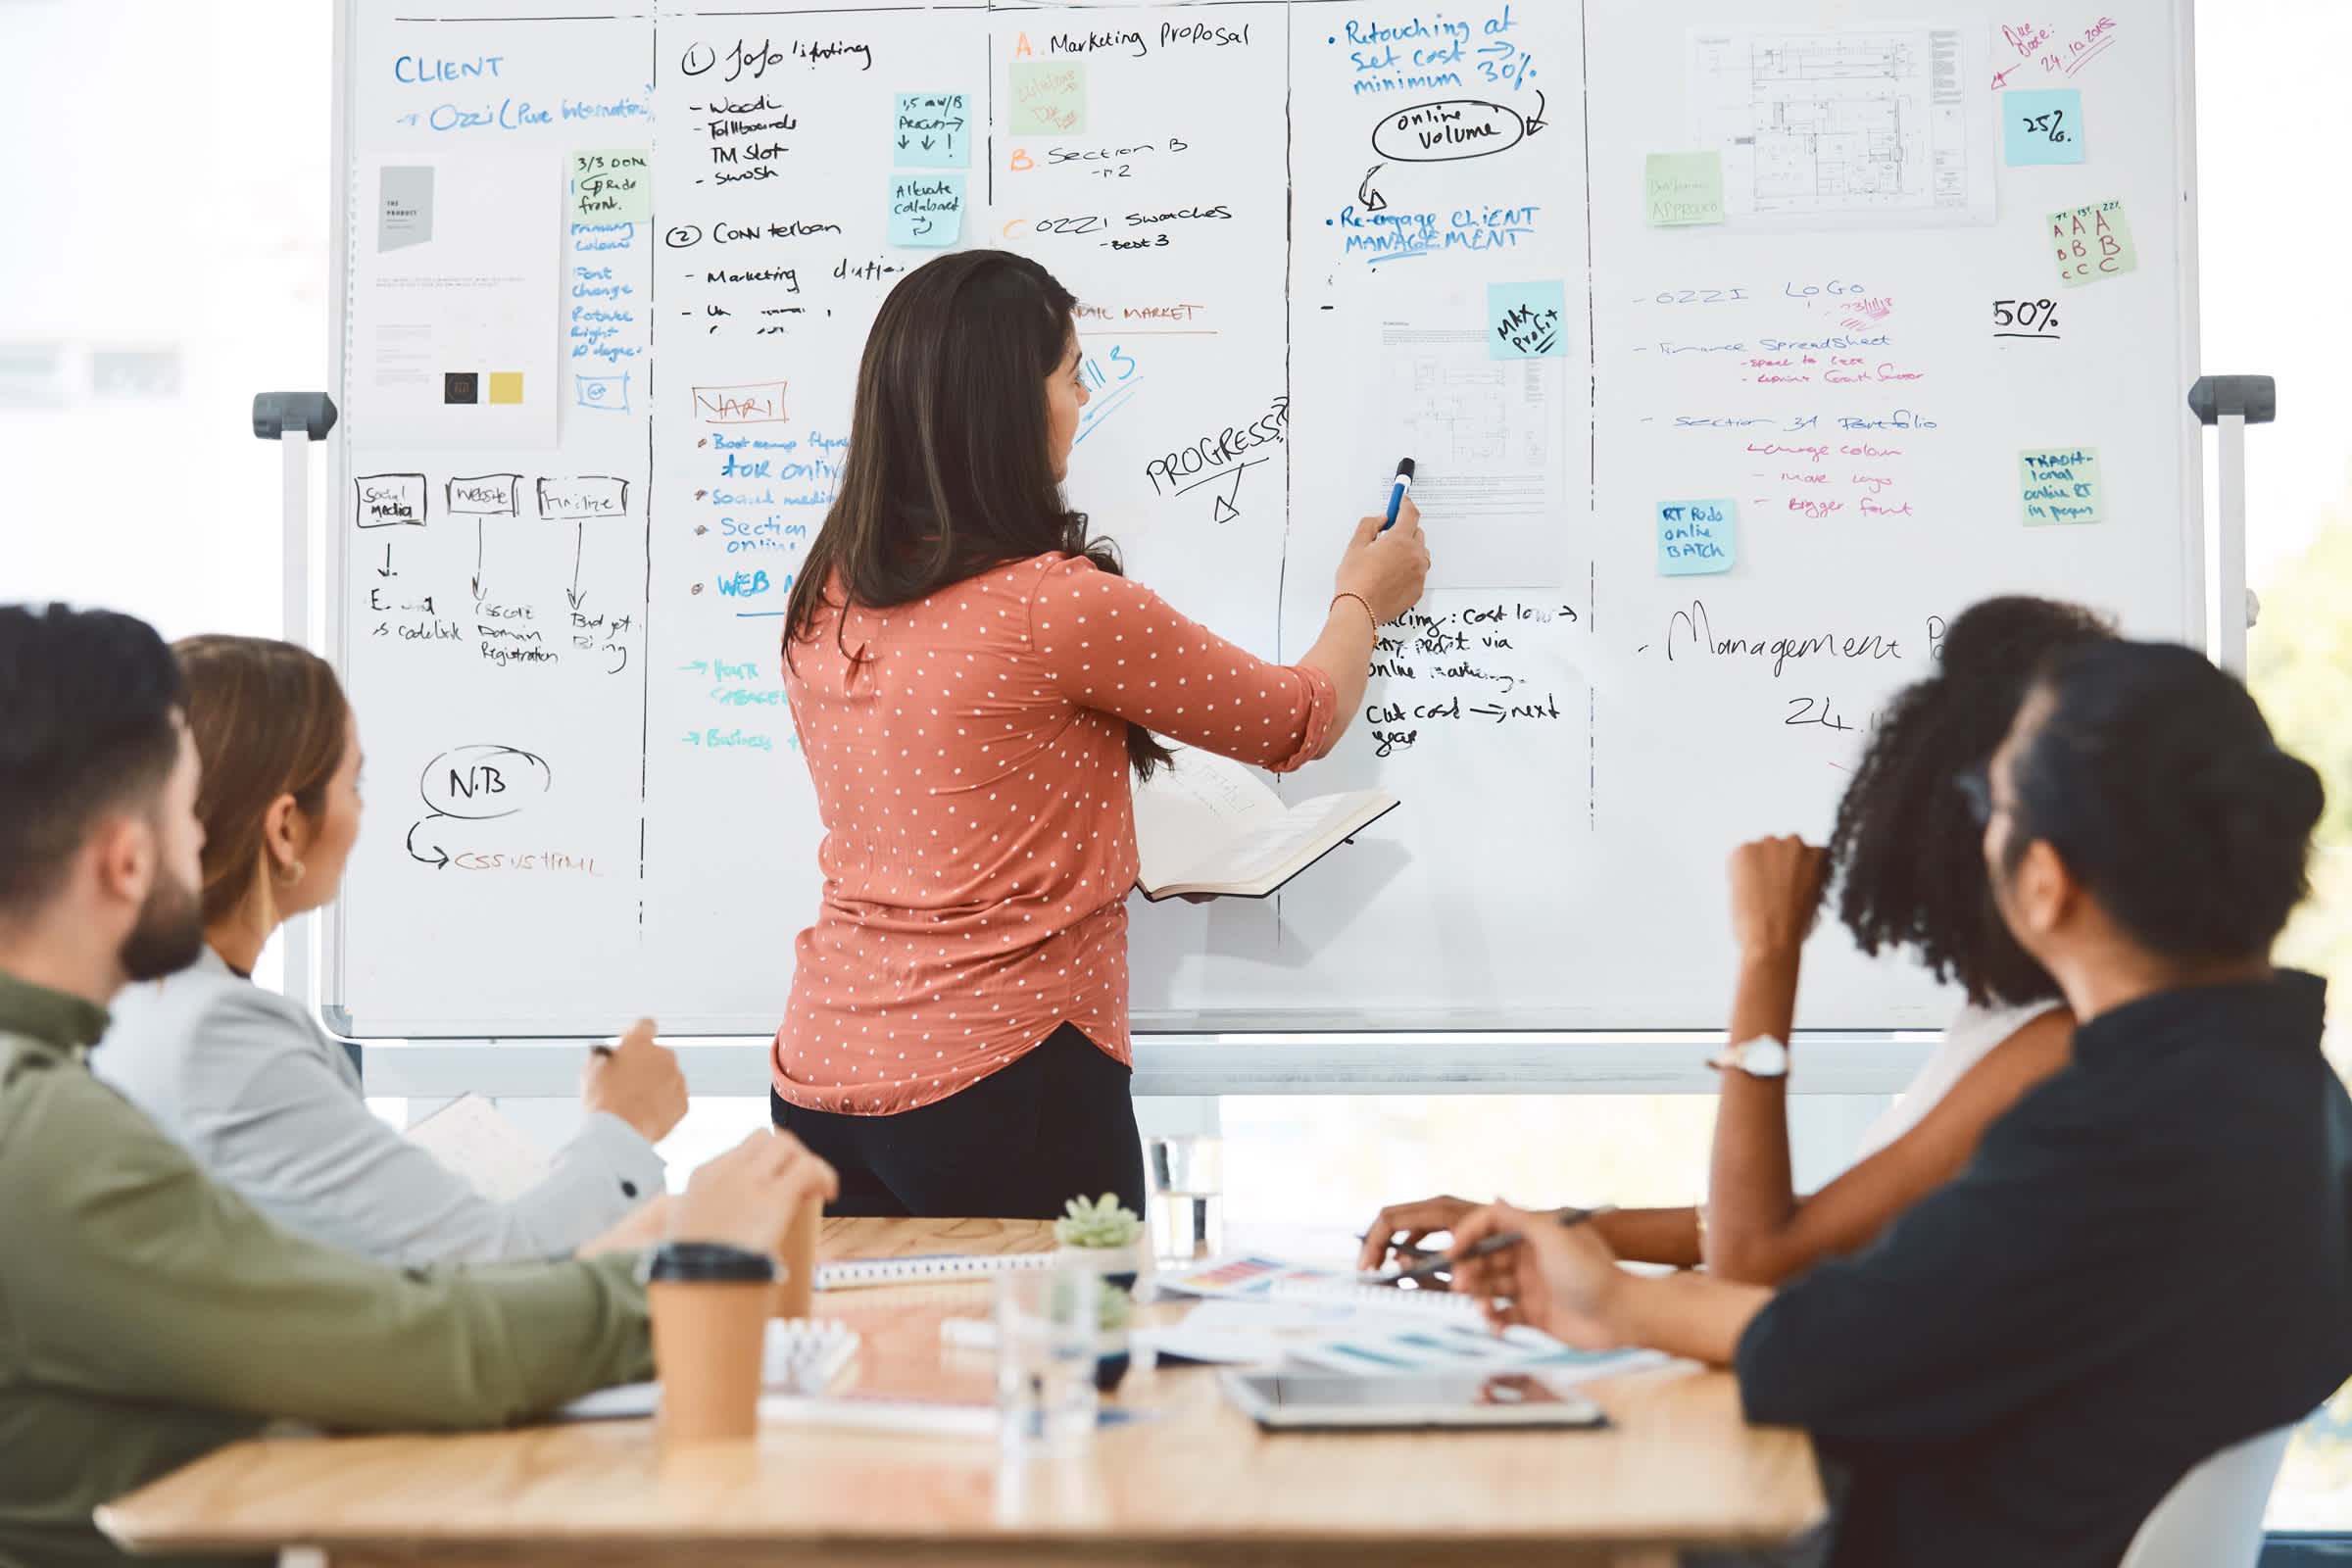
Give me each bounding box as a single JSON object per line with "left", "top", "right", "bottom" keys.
{"left": 770, "top": 553, "right": 1338, "bottom": 1115}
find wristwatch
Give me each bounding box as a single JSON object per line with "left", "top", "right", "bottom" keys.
{"left": 1709, "top": 1036, "right": 1790, "bottom": 1079}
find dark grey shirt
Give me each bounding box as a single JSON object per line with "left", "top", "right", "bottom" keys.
{"left": 1739, "top": 971, "right": 2352, "bottom": 1568}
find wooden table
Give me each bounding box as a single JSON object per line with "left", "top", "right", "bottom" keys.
{"left": 100, "top": 1217, "right": 1823, "bottom": 1567}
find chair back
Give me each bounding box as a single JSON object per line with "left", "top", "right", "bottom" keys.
{"left": 2118, "top": 1423, "right": 2297, "bottom": 1568}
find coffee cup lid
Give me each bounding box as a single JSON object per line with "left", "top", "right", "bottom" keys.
{"left": 645, "top": 1242, "right": 777, "bottom": 1284}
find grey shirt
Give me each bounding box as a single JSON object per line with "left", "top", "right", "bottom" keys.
{"left": 96, "top": 949, "right": 664, "bottom": 1266}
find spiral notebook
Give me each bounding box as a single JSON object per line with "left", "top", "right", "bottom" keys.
{"left": 813, "top": 1251, "right": 1061, "bottom": 1292}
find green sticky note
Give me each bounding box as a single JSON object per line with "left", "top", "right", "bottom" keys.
{"left": 1008, "top": 60, "right": 1085, "bottom": 136}
{"left": 571, "top": 150, "right": 650, "bottom": 224}
{"left": 2021, "top": 447, "right": 2102, "bottom": 526}
{"left": 1645, "top": 152, "right": 1723, "bottom": 227}
{"left": 2050, "top": 199, "right": 2135, "bottom": 287}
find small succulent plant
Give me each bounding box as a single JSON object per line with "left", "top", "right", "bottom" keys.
{"left": 1097, "top": 1277, "right": 1132, "bottom": 1332}
{"left": 1054, "top": 1192, "right": 1144, "bottom": 1249}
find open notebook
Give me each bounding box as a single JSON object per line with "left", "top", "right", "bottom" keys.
{"left": 1131, "top": 744, "right": 1398, "bottom": 901}
{"left": 402, "top": 1093, "right": 552, "bottom": 1200}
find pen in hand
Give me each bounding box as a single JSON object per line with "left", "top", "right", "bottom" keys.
{"left": 1388, "top": 1228, "right": 1522, "bottom": 1284}
{"left": 1367, "top": 1205, "right": 1614, "bottom": 1285}
{"left": 1382, "top": 457, "right": 1415, "bottom": 531}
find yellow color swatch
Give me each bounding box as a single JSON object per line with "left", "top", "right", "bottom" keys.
{"left": 487, "top": 371, "right": 524, "bottom": 405}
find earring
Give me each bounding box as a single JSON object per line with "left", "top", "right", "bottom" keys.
{"left": 275, "top": 858, "right": 307, "bottom": 887}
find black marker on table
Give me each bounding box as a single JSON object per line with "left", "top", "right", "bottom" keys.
{"left": 1382, "top": 457, "right": 1415, "bottom": 530}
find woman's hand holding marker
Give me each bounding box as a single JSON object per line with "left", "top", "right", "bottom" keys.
{"left": 1336, "top": 496, "right": 1430, "bottom": 627}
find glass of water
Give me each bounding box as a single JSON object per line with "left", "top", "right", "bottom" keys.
{"left": 994, "top": 1266, "right": 1098, "bottom": 1457}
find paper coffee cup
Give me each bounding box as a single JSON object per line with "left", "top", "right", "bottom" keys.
{"left": 647, "top": 1243, "right": 776, "bottom": 1446}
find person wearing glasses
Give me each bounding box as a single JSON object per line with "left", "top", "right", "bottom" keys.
{"left": 1362, "top": 595, "right": 2113, "bottom": 1284}
{"left": 1449, "top": 638, "right": 2352, "bottom": 1568}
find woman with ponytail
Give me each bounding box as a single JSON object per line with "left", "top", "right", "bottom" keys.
{"left": 770, "top": 250, "right": 1430, "bottom": 1217}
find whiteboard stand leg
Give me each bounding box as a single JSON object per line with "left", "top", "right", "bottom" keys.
{"left": 253, "top": 394, "right": 340, "bottom": 1016}
{"left": 281, "top": 431, "right": 311, "bottom": 648}
{"left": 2187, "top": 376, "right": 2275, "bottom": 678}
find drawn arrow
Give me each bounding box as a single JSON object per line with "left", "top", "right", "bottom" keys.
{"left": 375, "top": 542, "right": 396, "bottom": 578}
{"left": 565, "top": 522, "right": 587, "bottom": 611}
{"left": 1357, "top": 163, "right": 1388, "bottom": 212}
{"left": 470, "top": 519, "right": 485, "bottom": 602}
{"left": 1210, "top": 464, "right": 1247, "bottom": 524}
{"left": 1525, "top": 90, "right": 1548, "bottom": 136}
{"left": 404, "top": 819, "right": 450, "bottom": 870}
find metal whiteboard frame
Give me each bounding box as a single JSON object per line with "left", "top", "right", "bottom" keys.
{"left": 313, "top": 0, "right": 2210, "bottom": 1098}
{"left": 347, "top": 1030, "right": 1939, "bottom": 1099}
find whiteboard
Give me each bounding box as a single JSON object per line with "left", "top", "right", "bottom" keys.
{"left": 324, "top": 0, "right": 2202, "bottom": 1040}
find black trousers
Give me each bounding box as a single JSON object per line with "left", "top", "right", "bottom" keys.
{"left": 771, "top": 1022, "right": 1148, "bottom": 1220}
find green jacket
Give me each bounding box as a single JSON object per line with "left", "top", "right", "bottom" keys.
{"left": 0, "top": 970, "right": 655, "bottom": 1568}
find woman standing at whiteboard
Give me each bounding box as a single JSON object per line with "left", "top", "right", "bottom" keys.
{"left": 771, "top": 249, "right": 1429, "bottom": 1218}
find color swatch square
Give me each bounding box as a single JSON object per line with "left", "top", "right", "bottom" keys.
{"left": 443, "top": 371, "right": 477, "bottom": 405}
{"left": 487, "top": 371, "right": 524, "bottom": 405}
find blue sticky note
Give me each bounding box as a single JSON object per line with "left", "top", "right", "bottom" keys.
{"left": 1657, "top": 499, "right": 1737, "bottom": 576}
{"left": 1487, "top": 280, "right": 1568, "bottom": 360}
{"left": 887, "top": 172, "right": 964, "bottom": 248}
{"left": 2005, "top": 89, "right": 2084, "bottom": 166}
{"left": 894, "top": 92, "right": 970, "bottom": 169}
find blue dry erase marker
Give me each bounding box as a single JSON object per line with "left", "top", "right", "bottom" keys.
{"left": 1382, "top": 457, "right": 1416, "bottom": 530}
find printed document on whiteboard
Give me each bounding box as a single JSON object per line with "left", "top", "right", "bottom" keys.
{"left": 1687, "top": 22, "right": 1996, "bottom": 229}
{"left": 352, "top": 153, "right": 562, "bottom": 448}
{"left": 1359, "top": 297, "right": 1568, "bottom": 590}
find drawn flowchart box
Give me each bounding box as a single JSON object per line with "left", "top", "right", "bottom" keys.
{"left": 536, "top": 476, "right": 632, "bottom": 519}
{"left": 445, "top": 473, "right": 522, "bottom": 514}
{"left": 354, "top": 473, "right": 427, "bottom": 529}
{"left": 692, "top": 382, "right": 787, "bottom": 423}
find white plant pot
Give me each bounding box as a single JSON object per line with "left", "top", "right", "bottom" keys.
{"left": 1055, "top": 1242, "right": 1142, "bottom": 1282}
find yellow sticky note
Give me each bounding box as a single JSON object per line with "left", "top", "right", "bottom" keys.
{"left": 487, "top": 372, "right": 524, "bottom": 405}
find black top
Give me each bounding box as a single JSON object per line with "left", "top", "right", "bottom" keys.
{"left": 1738, "top": 971, "right": 2352, "bottom": 1568}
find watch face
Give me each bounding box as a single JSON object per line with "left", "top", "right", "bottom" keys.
{"left": 1747, "top": 1041, "right": 1789, "bottom": 1077}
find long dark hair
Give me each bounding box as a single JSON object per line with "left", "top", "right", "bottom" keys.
{"left": 783, "top": 249, "right": 1169, "bottom": 777}
{"left": 1827, "top": 596, "right": 2114, "bottom": 1006}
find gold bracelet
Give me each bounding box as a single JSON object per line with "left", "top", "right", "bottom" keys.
{"left": 1693, "top": 1203, "right": 1709, "bottom": 1262}
{"left": 1332, "top": 591, "right": 1379, "bottom": 635}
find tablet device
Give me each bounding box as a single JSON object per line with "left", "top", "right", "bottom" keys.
{"left": 1219, "top": 1369, "right": 1608, "bottom": 1431}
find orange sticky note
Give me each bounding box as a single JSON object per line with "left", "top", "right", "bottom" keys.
{"left": 487, "top": 371, "right": 523, "bottom": 405}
